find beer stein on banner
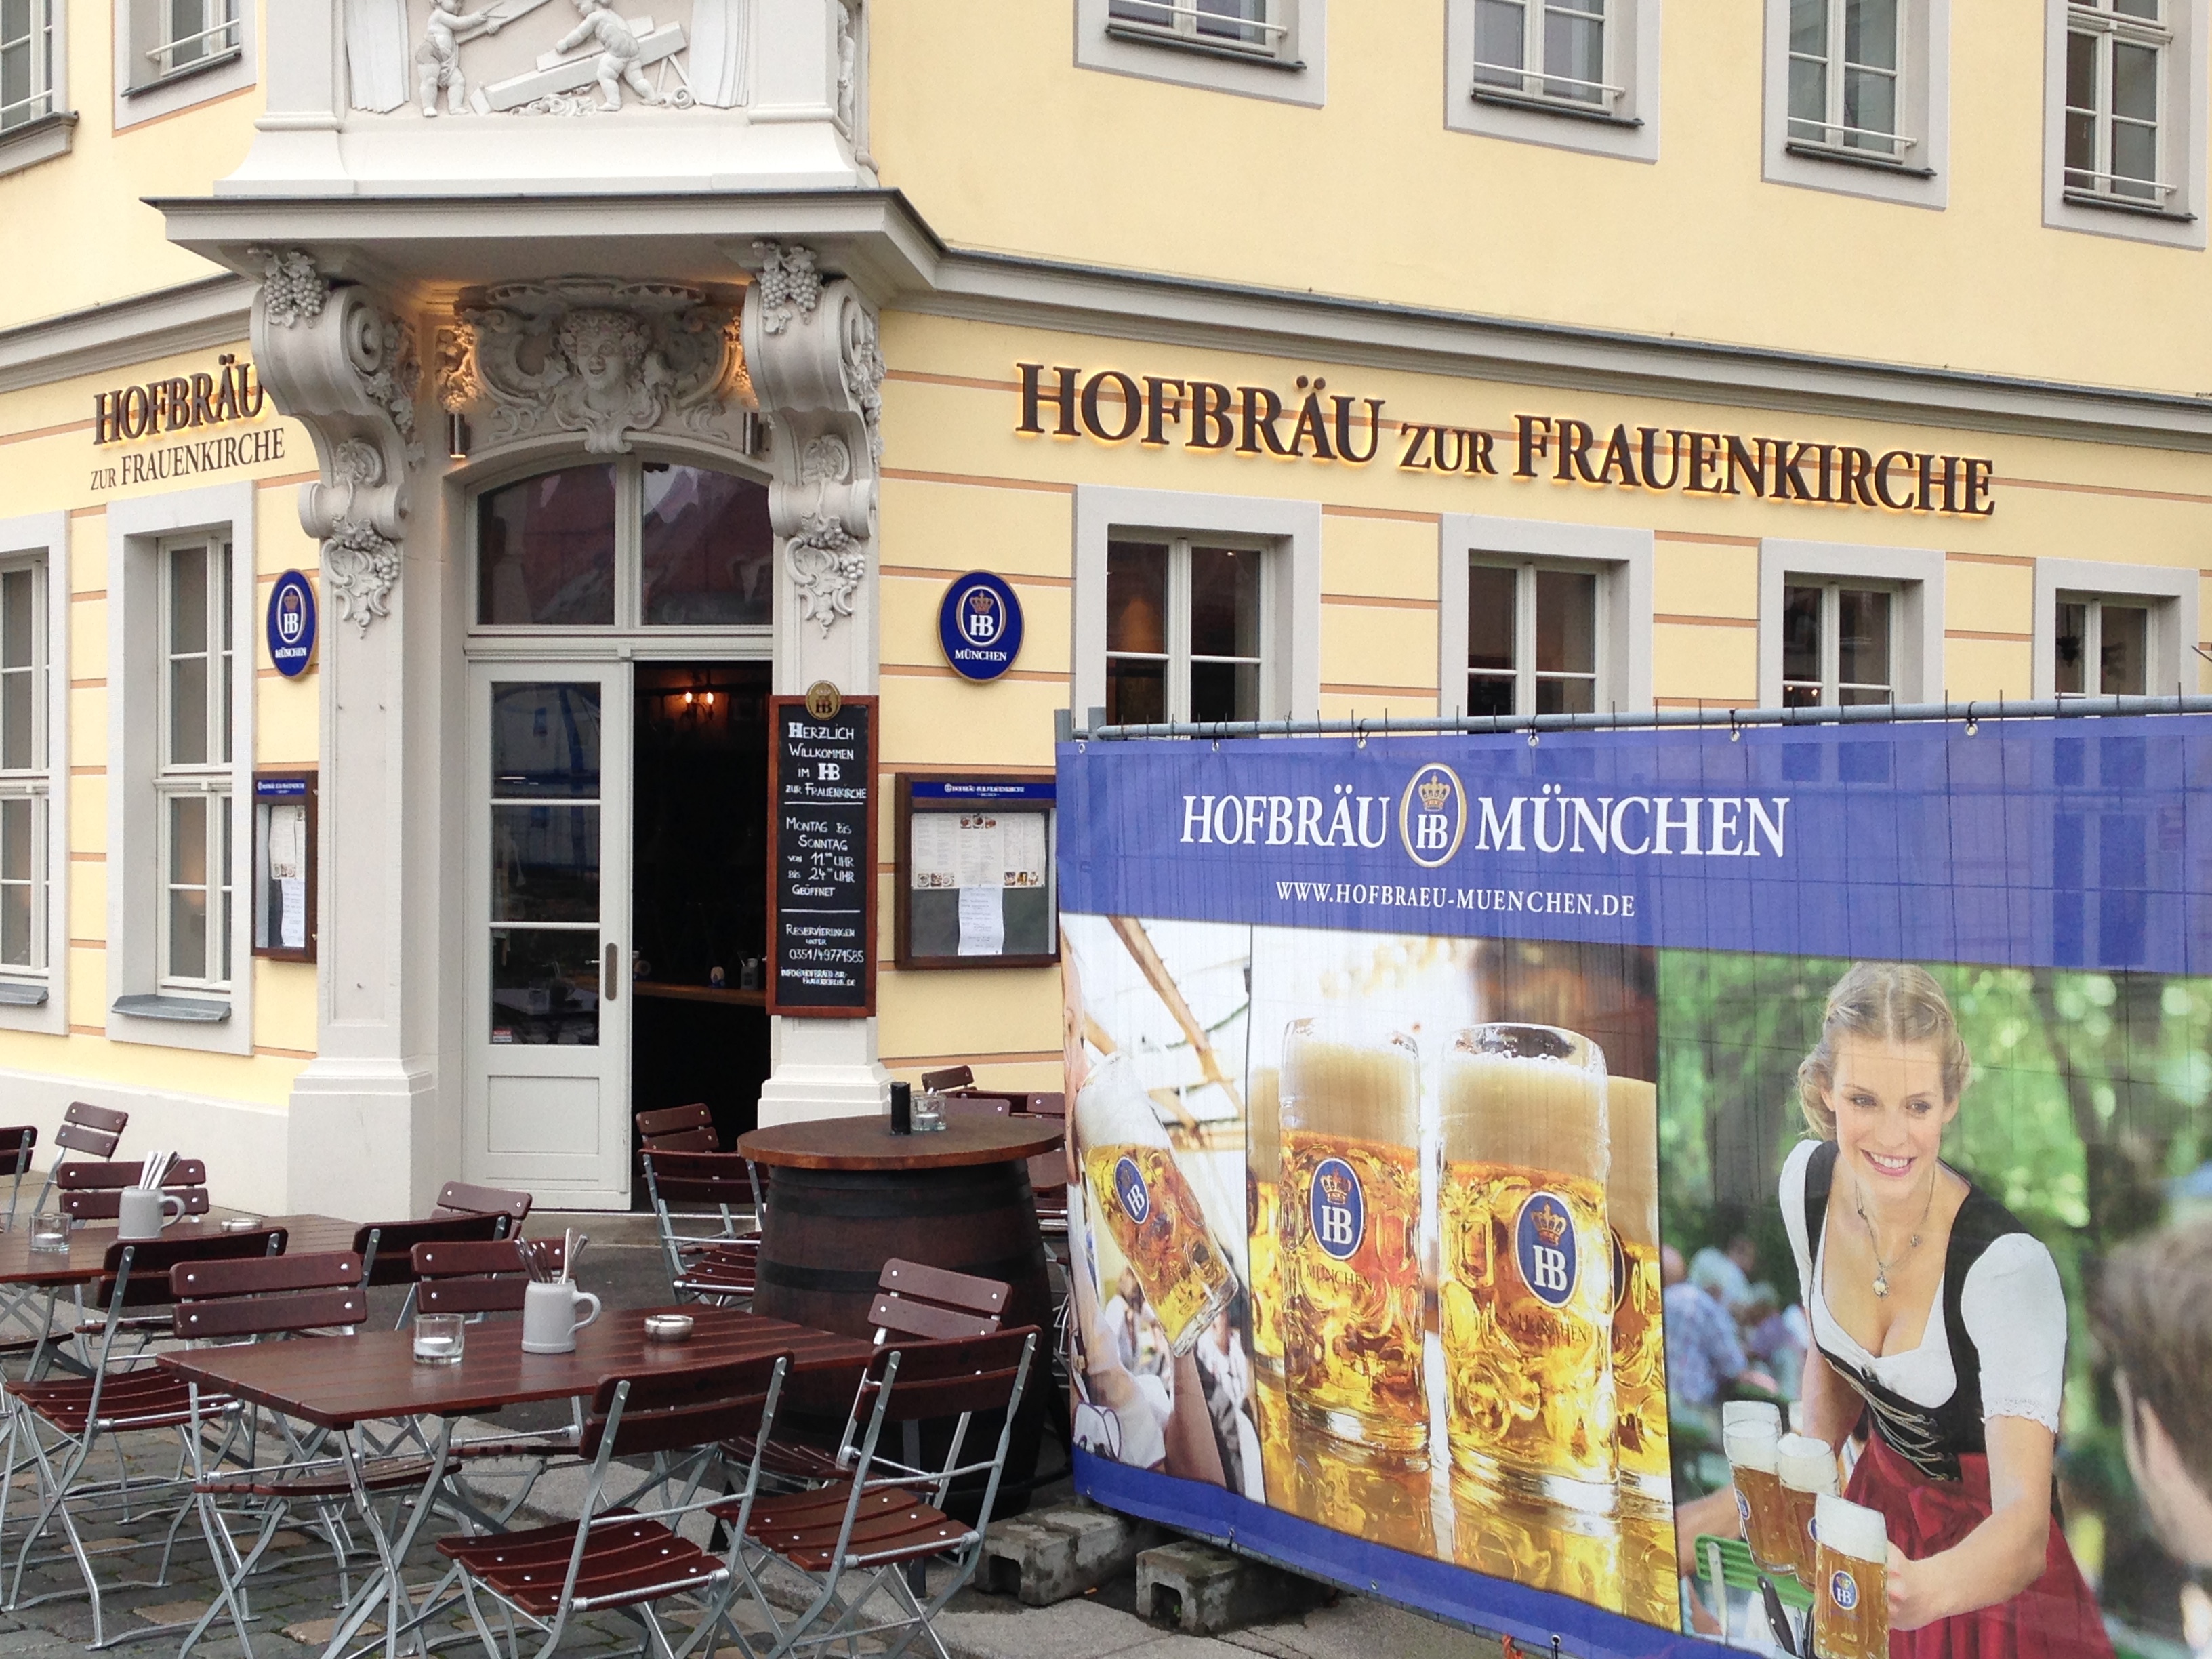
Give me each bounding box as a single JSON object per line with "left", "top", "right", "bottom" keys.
{"left": 1725, "top": 1415, "right": 1793, "bottom": 1577}
{"left": 1813, "top": 1494, "right": 1891, "bottom": 1659}
{"left": 1605, "top": 1075, "right": 1670, "bottom": 1517}
{"left": 1277, "top": 1017, "right": 1428, "bottom": 1460}
{"left": 1439, "top": 1024, "right": 1616, "bottom": 1512}
{"left": 1777, "top": 1433, "right": 1841, "bottom": 1584}
{"left": 1246, "top": 1066, "right": 1285, "bottom": 1380}
{"left": 1076, "top": 1050, "right": 1235, "bottom": 1357}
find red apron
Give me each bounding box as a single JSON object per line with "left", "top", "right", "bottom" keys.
{"left": 1846, "top": 1431, "right": 2113, "bottom": 1659}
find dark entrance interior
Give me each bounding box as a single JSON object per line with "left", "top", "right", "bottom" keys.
{"left": 630, "top": 661, "right": 771, "bottom": 1195}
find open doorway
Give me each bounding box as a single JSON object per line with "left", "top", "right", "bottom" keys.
{"left": 630, "top": 661, "right": 772, "bottom": 1195}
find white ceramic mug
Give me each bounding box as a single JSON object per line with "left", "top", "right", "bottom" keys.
{"left": 116, "top": 1186, "right": 184, "bottom": 1242}
{"left": 520, "top": 1282, "right": 602, "bottom": 1354}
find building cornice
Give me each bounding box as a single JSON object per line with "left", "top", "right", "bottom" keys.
{"left": 0, "top": 272, "right": 254, "bottom": 396}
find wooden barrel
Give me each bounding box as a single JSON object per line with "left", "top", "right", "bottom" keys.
{"left": 751, "top": 1158, "right": 1056, "bottom": 1515}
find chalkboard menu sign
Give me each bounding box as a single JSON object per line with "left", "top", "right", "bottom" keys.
{"left": 766, "top": 693, "right": 878, "bottom": 1017}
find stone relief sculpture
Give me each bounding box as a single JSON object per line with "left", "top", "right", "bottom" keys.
{"left": 417, "top": 0, "right": 510, "bottom": 116}
{"left": 554, "top": 0, "right": 659, "bottom": 108}
{"left": 834, "top": 1, "right": 857, "bottom": 129}
{"left": 438, "top": 279, "right": 749, "bottom": 455}
{"left": 752, "top": 242, "right": 822, "bottom": 337}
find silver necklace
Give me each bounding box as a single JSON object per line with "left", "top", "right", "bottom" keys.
{"left": 1853, "top": 1167, "right": 1938, "bottom": 1298}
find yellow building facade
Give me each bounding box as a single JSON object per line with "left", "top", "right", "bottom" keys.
{"left": 0, "top": 0, "right": 2206, "bottom": 1213}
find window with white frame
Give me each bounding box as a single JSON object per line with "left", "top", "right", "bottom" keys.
{"left": 1474, "top": 0, "right": 1613, "bottom": 112}
{"left": 1076, "top": 0, "right": 1322, "bottom": 103}
{"left": 1780, "top": 579, "right": 1897, "bottom": 706}
{"left": 2065, "top": 0, "right": 2172, "bottom": 205}
{"left": 1, "top": 0, "right": 56, "bottom": 131}
{"left": 157, "top": 539, "right": 233, "bottom": 993}
{"left": 1447, "top": 0, "right": 1657, "bottom": 161}
{"left": 1105, "top": 0, "right": 1287, "bottom": 58}
{"left": 1788, "top": 0, "right": 1906, "bottom": 160}
{"left": 0, "top": 560, "right": 47, "bottom": 983}
{"left": 146, "top": 0, "right": 237, "bottom": 81}
{"left": 1467, "top": 560, "right": 1601, "bottom": 717}
{"left": 2055, "top": 593, "right": 2156, "bottom": 695}
{"left": 1105, "top": 537, "right": 1268, "bottom": 726}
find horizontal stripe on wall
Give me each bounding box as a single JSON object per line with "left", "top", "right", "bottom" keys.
{"left": 1322, "top": 683, "right": 1437, "bottom": 697}
{"left": 881, "top": 467, "right": 1074, "bottom": 495}
{"left": 1655, "top": 613, "right": 1758, "bottom": 628}
{"left": 1946, "top": 629, "right": 2032, "bottom": 642}
{"left": 1946, "top": 550, "right": 2035, "bottom": 568}
{"left": 880, "top": 564, "right": 1073, "bottom": 588}
{"left": 878, "top": 1048, "right": 1062, "bottom": 1067}
{"left": 1322, "top": 592, "right": 1439, "bottom": 611}
{"left": 880, "top": 662, "right": 1071, "bottom": 684}
{"left": 1319, "top": 504, "right": 1441, "bottom": 525}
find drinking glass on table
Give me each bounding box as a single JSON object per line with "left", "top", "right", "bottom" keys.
{"left": 912, "top": 1090, "right": 947, "bottom": 1133}
{"left": 28, "top": 1212, "right": 68, "bottom": 1254}
{"left": 413, "top": 1313, "right": 466, "bottom": 1367}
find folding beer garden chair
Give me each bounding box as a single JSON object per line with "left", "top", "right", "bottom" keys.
{"left": 413, "top": 1236, "right": 590, "bottom": 1480}
{"left": 638, "top": 1142, "right": 764, "bottom": 1307}
{"left": 348, "top": 1206, "right": 515, "bottom": 1329}
{"left": 22, "top": 1102, "right": 127, "bottom": 1217}
{"left": 434, "top": 1351, "right": 794, "bottom": 1659}
{"left": 714, "top": 1327, "right": 1038, "bottom": 1659}
{"left": 0, "top": 1226, "right": 286, "bottom": 1650}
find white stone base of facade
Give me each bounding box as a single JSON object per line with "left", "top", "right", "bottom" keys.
{"left": 0, "top": 1066, "right": 293, "bottom": 1217}
{"left": 757, "top": 1015, "right": 888, "bottom": 1126}
{"left": 285, "top": 1056, "right": 443, "bottom": 1222}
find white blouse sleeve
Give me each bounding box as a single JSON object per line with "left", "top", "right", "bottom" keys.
{"left": 1958, "top": 1233, "right": 2068, "bottom": 1432}
{"left": 1778, "top": 1139, "right": 1820, "bottom": 1296}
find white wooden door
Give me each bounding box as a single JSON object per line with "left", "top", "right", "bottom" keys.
{"left": 465, "top": 663, "right": 632, "bottom": 1209}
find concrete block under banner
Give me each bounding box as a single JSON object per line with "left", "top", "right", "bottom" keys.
{"left": 979, "top": 1503, "right": 1162, "bottom": 1607}
{"left": 1135, "top": 1540, "right": 1324, "bottom": 1637}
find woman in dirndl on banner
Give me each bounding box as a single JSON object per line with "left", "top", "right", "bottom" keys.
{"left": 1780, "top": 962, "right": 2111, "bottom": 1659}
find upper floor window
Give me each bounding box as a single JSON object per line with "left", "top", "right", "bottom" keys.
{"left": 1781, "top": 581, "right": 1894, "bottom": 706}
{"left": 148, "top": 0, "right": 238, "bottom": 80}
{"left": 1107, "top": 0, "right": 1286, "bottom": 59}
{"left": 1788, "top": 0, "right": 1906, "bottom": 161}
{"left": 159, "top": 537, "right": 234, "bottom": 993}
{"left": 1474, "top": 0, "right": 1612, "bottom": 112}
{"left": 1, "top": 0, "right": 56, "bottom": 131}
{"left": 117, "top": 0, "right": 255, "bottom": 127}
{"left": 1104, "top": 538, "right": 1267, "bottom": 726}
{"left": 1467, "top": 560, "right": 1600, "bottom": 716}
{"left": 2056, "top": 594, "right": 2154, "bottom": 695}
{"left": 0, "top": 559, "right": 48, "bottom": 983}
{"left": 474, "top": 459, "right": 773, "bottom": 630}
{"left": 2064, "top": 0, "right": 2171, "bottom": 205}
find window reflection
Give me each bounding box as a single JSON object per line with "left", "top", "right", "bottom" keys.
{"left": 640, "top": 465, "right": 773, "bottom": 626}
{"left": 477, "top": 466, "right": 617, "bottom": 626}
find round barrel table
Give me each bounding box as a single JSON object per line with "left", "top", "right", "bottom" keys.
{"left": 737, "top": 1113, "right": 1063, "bottom": 1513}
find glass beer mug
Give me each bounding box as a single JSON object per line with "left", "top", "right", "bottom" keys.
{"left": 1725, "top": 1415, "right": 1793, "bottom": 1576}
{"left": 1439, "top": 1024, "right": 1616, "bottom": 1511}
{"left": 1813, "top": 1494, "right": 1891, "bottom": 1659}
{"left": 1075, "top": 1050, "right": 1235, "bottom": 1357}
{"left": 1776, "top": 1432, "right": 1840, "bottom": 1584}
{"left": 1277, "top": 1017, "right": 1427, "bottom": 1460}
{"left": 1606, "top": 1075, "right": 1670, "bottom": 1515}
{"left": 1246, "top": 1065, "right": 1285, "bottom": 1380}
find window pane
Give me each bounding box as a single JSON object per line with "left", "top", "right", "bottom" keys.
{"left": 1789, "top": 56, "right": 1826, "bottom": 127}
{"left": 218, "top": 544, "right": 234, "bottom": 764}
{"left": 1837, "top": 588, "right": 1891, "bottom": 691}
{"left": 1, "top": 568, "right": 31, "bottom": 672}
{"left": 1468, "top": 564, "right": 1517, "bottom": 672}
{"left": 1534, "top": 569, "right": 1596, "bottom": 676}
{"left": 2100, "top": 604, "right": 2148, "bottom": 695}
{"left": 1475, "top": 0, "right": 1525, "bottom": 80}
{"left": 1782, "top": 585, "right": 1823, "bottom": 687}
{"left": 476, "top": 466, "right": 618, "bottom": 626}
{"left": 2055, "top": 601, "right": 2087, "bottom": 695}
{"left": 1106, "top": 542, "right": 1168, "bottom": 655}
{"left": 1535, "top": 677, "right": 1596, "bottom": 716}
{"left": 2065, "top": 111, "right": 2096, "bottom": 182}
{"left": 2112, "top": 119, "right": 2157, "bottom": 194}
{"left": 2066, "top": 30, "right": 2097, "bottom": 112}
{"left": 2113, "top": 0, "right": 2161, "bottom": 16}
{"left": 492, "top": 804, "right": 600, "bottom": 924}
{"left": 1468, "top": 673, "right": 1516, "bottom": 719}
{"left": 1195, "top": 0, "right": 1267, "bottom": 46}
{"left": 1790, "top": 0, "right": 1826, "bottom": 56}
{"left": 171, "top": 792, "right": 206, "bottom": 886}
{"left": 1189, "top": 661, "right": 1260, "bottom": 724}
{"left": 1843, "top": 66, "right": 1896, "bottom": 142}
{"left": 218, "top": 798, "right": 232, "bottom": 984}
{"left": 168, "top": 795, "right": 207, "bottom": 980}
{"left": 171, "top": 544, "right": 207, "bottom": 654}
{"left": 170, "top": 657, "right": 208, "bottom": 767}
{"left": 2113, "top": 41, "right": 2158, "bottom": 121}
{"left": 491, "top": 682, "right": 602, "bottom": 800}
{"left": 0, "top": 797, "right": 25, "bottom": 883}
{"left": 1189, "top": 546, "right": 1261, "bottom": 660}
{"left": 1542, "top": 6, "right": 1603, "bottom": 100}
{"left": 639, "top": 465, "right": 774, "bottom": 626}
{"left": 490, "top": 926, "right": 599, "bottom": 1047}
{"left": 1782, "top": 683, "right": 1823, "bottom": 709}
{"left": 1843, "top": 0, "right": 1896, "bottom": 71}
{"left": 1105, "top": 658, "right": 1166, "bottom": 726}
{"left": 170, "top": 0, "right": 206, "bottom": 64}
{"left": 1, "top": 672, "right": 29, "bottom": 773}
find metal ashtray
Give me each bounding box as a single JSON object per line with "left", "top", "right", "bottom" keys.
{"left": 220, "top": 1216, "right": 262, "bottom": 1232}
{"left": 643, "top": 1313, "right": 695, "bottom": 1343}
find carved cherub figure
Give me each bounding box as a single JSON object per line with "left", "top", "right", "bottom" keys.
{"left": 416, "top": 0, "right": 507, "bottom": 117}
{"left": 556, "top": 0, "right": 658, "bottom": 110}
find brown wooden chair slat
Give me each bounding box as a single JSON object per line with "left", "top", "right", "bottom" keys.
{"left": 60, "top": 1102, "right": 127, "bottom": 1135}
{"left": 63, "top": 1188, "right": 213, "bottom": 1221}
{"left": 864, "top": 1294, "right": 997, "bottom": 1342}
{"left": 98, "top": 1229, "right": 287, "bottom": 1306}
{"left": 411, "top": 1236, "right": 563, "bottom": 1316}
{"left": 635, "top": 1102, "right": 718, "bottom": 1146}
{"left": 918, "top": 1065, "right": 975, "bottom": 1092}
{"left": 350, "top": 1212, "right": 510, "bottom": 1286}
{"left": 638, "top": 1148, "right": 757, "bottom": 1203}
{"left": 431, "top": 1181, "right": 533, "bottom": 1223}
{"left": 1022, "top": 1092, "right": 1067, "bottom": 1118}
{"left": 877, "top": 1258, "right": 1009, "bottom": 1319}
{"left": 170, "top": 1251, "right": 369, "bottom": 1340}
{"left": 0, "top": 1126, "right": 36, "bottom": 1177}
{"left": 939, "top": 1095, "right": 1010, "bottom": 1122}
{"left": 171, "top": 1251, "right": 364, "bottom": 1299}
{"left": 56, "top": 1158, "right": 207, "bottom": 1190}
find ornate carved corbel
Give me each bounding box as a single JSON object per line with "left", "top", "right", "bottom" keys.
{"left": 249, "top": 247, "right": 422, "bottom": 634}
{"left": 743, "top": 243, "right": 884, "bottom": 637}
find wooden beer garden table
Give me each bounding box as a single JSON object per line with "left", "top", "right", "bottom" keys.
{"left": 158, "top": 1305, "right": 875, "bottom": 1658}
{"left": 736, "top": 1113, "right": 1063, "bottom": 1508}
{"left": 0, "top": 1213, "right": 361, "bottom": 1286}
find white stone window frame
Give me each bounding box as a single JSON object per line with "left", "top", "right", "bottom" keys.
{"left": 106, "top": 483, "right": 255, "bottom": 1056}
{"left": 1757, "top": 537, "right": 1944, "bottom": 709}
{"left": 0, "top": 0, "right": 73, "bottom": 178}
{"left": 1075, "top": 0, "right": 1326, "bottom": 108}
{"left": 1762, "top": 0, "right": 1950, "bottom": 209}
{"left": 112, "top": 0, "right": 255, "bottom": 133}
{"left": 1444, "top": 0, "right": 1662, "bottom": 165}
{"left": 1073, "top": 485, "right": 1321, "bottom": 724}
{"left": 0, "top": 512, "right": 68, "bottom": 1037}
{"left": 2042, "top": 0, "right": 2208, "bottom": 249}
{"left": 2031, "top": 556, "right": 2199, "bottom": 699}
{"left": 1437, "top": 514, "right": 1653, "bottom": 718}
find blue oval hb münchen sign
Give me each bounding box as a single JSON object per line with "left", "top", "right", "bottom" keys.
{"left": 266, "top": 571, "right": 317, "bottom": 679}
{"left": 938, "top": 572, "right": 1024, "bottom": 682}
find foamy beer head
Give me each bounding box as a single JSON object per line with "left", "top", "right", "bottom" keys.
{"left": 1248, "top": 1066, "right": 1282, "bottom": 1182}
{"left": 1816, "top": 1494, "right": 1887, "bottom": 1565}
{"left": 1280, "top": 1018, "right": 1419, "bottom": 1145}
{"left": 1814, "top": 1493, "right": 1891, "bottom": 1659}
{"left": 1723, "top": 1400, "right": 1784, "bottom": 1436}
{"left": 1605, "top": 1076, "right": 1659, "bottom": 1248}
{"left": 1778, "top": 1434, "right": 1839, "bottom": 1496}
{"left": 1725, "top": 1418, "right": 1780, "bottom": 1473}
{"left": 1075, "top": 1050, "right": 1168, "bottom": 1147}
{"left": 1439, "top": 1024, "right": 1609, "bottom": 1183}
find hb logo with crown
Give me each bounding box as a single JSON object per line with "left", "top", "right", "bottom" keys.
{"left": 1398, "top": 763, "right": 1467, "bottom": 868}
{"left": 1309, "top": 1156, "right": 1366, "bottom": 1262}
{"left": 1516, "top": 1191, "right": 1580, "bottom": 1307}
{"left": 962, "top": 587, "right": 1000, "bottom": 643}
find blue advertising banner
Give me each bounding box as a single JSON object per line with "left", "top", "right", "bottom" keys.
{"left": 1056, "top": 718, "right": 2212, "bottom": 1659}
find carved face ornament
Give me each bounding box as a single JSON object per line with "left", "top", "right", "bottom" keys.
{"left": 558, "top": 309, "right": 648, "bottom": 400}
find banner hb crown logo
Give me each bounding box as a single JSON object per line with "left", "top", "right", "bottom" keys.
{"left": 1515, "top": 1191, "right": 1580, "bottom": 1308}
{"left": 962, "top": 587, "right": 999, "bottom": 642}
{"left": 1398, "top": 764, "right": 1467, "bottom": 869}
{"left": 1309, "top": 1156, "right": 1365, "bottom": 1262}
{"left": 1113, "top": 1155, "right": 1151, "bottom": 1226}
